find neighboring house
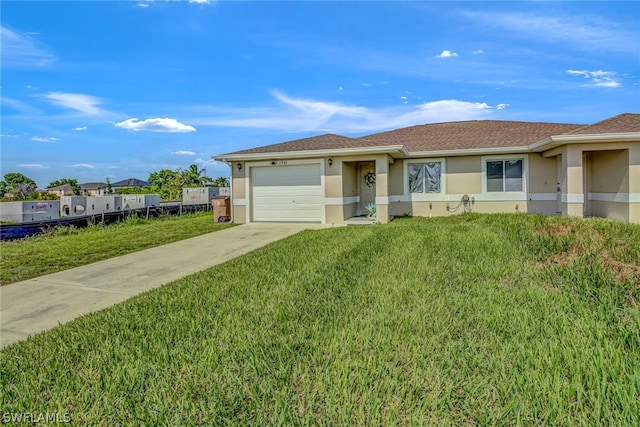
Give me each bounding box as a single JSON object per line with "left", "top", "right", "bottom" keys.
{"left": 214, "top": 113, "right": 640, "bottom": 225}
{"left": 79, "top": 182, "right": 107, "bottom": 196}
{"left": 110, "top": 178, "right": 150, "bottom": 192}
{"left": 47, "top": 184, "right": 75, "bottom": 197}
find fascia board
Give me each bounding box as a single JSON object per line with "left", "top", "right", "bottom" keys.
{"left": 529, "top": 132, "right": 640, "bottom": 152}
{"left": 213, "top": 145, "right": 407, "bottom": 162}
{"left": 406, "top": 146, "right": 529, "bottom": 158}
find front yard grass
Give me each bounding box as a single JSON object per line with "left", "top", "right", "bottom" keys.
{"left": 1, "top": 214, "right": 639, "bottom": 425}
{"left": 0, "top": 211, "right": 235, "bottom": 285}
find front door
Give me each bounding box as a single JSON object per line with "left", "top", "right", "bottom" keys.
{"left": 357, "top": 162, "right": 376, "bottom": 216}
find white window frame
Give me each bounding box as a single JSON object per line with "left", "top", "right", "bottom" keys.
{"left": 481, "top": 154, "right": 528, "bottom": 201}
{"left": 403, "top": 158, "right": 446, "bottom": 201}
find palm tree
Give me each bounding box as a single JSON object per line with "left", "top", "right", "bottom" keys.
{"left": 181, "top": 164, "right": 213, "bottom": 187}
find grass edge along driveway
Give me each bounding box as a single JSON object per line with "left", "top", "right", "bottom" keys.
{"left": 0, "top": 212, "right": 235, "bottom": 285}
{"left": 1, "top": 213, "right": 639, "bottom": 425}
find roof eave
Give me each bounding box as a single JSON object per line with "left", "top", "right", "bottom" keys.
{"left": 529, "top": 132, "right": 640, "bottom": 152}
{"left": 406, "top": 146, "right": 529, "bottom": 157}
{"left": 213, "top": 145, "right": 408, "bottom": 162}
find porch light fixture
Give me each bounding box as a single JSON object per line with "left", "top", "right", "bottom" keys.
{"left": 237, "top": 163, "right": 242, "bottom": 171}
{"left": 328, "top": 158, "right": 333, "bottom": 166}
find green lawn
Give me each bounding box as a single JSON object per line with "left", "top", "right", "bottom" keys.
{"left": 1, "top": 214, "right": 639, "bottom": 425}
{"left": 0, "top": 211, "right": 235, "bottom": 285}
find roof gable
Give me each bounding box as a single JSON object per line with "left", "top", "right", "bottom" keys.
{"left": 565, "top": 113, "right": 640, "bottom": 135}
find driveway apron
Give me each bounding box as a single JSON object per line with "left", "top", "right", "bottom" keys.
{"left": 1, "top": 223, "right": 331, "bottom": 348}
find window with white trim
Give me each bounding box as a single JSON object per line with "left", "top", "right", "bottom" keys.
{"left": 486, "top": 159, "right": 523, "bottom": 192}
{"left": 408, "top": 162, "right": 442, "bottom": 193}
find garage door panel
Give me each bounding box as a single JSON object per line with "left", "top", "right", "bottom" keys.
{"left": 251, "top": 164, "right": 322, "bottom": 222}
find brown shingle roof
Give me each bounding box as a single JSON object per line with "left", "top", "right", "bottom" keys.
{"left": 218, "top": 114, "right": 639, "bottom": 158}
{"left": 565, "top": 113, "right": 640, "bottom": 135}
{"left": 223, "top": 134, "right": 375, "bottom": 155}
{"left": 359, "top": 120, "right": 584, "bottom": 152}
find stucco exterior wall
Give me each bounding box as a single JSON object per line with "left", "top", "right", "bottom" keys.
{"left": 447, "top": 156, "right": 482, "bottom": 195}
{"left": 388, "top": 160, "right": 404, "bottom": 196}
{"left": 528, "top": 153, "right": 557, "bottom": 194}
{"left": 325, "top": 158, "right": 342, "bottom": 198}
{"left": 590, "top": 149, "right": 628, "bottom": 193}
{"left": 341, "top": 161, "right": 358, "bottom": 199}
{"left": 231, "top": 162, "right": 247, "bottom": 223}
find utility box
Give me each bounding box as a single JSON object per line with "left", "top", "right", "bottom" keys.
{"left": 0, "top": 201, "right": 61, "bottom": 223}
{"left": 211, "top": 196, "right": 231, "bottom": 223}
{"left": 121, "top": 194, "right": 160, "bottom": 210}
{"left": 183, "top": 187, "right": 231, "bottom": 204}
{"left": 86, "top": 196, "right": 122, "bottom": 214}
{"left": 183, "top": 187, "right": 219, "bottom": 205}
{"left": 60, "top": 196, "right": 87, "bottom": 217}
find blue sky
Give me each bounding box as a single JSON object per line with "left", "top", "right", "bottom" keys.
{"left": 1, "top": 1, "right": 639, "bottom": 188}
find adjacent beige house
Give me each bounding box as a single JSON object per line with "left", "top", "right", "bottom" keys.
{"left": 213, "top": 113, "right": 640, "bottom": 224}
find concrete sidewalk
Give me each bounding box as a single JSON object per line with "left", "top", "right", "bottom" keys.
{"left": 1, "top": 223, "right": 331, "bottom": 348}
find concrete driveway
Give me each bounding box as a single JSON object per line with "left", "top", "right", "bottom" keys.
{"left": 1, "top": 222, "right": 332, "bottom": 348}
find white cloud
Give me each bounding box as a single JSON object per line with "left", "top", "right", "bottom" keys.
{"left": 189, "top": 90, "right": 501, "bottom": 134}
{"left": 31, "top": 136, "right": 59, "bottom": 143}
{"left": 0, "top": 26, "right": 55, "bottom": 68}
{"left": 172, "top": 150, "right": 196, "bottom": 156}
{"left": 43, "top": 92, "right": 106, "bottom": 115}
{"left": 436, "top": 50, "right": 458, "bottom": 58}
{"left": 74, "top": 126, "right": 88, "bottom": 131}
{"left": 136, "top": 3, "right": 150, "bottom": 8}
{"left": 189, "top": 0, "right": 212, "bottom": 3}
{"left": 114, "top": 118, "right": 196, "bottom": 133}
{"left": 0, "top": 134, "right": 19, "bottom": 138}
{"left": 17, "top": 163, "right": 48, "bottom": 169}
{"left": 472, "top": 49, "right": 484, "bottom": 55}
{"left": 496, "top": 104, "right": 510, "bottom": 110}
{"left": 71, "top": 164, "right": 95, "bottom": 169}
{"left": 567, "top": 69, "right": 620, "bottom": 88}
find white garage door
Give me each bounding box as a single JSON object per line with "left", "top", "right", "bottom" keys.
{"left": 252, "top": 164, "right": 322, "bottom": 222}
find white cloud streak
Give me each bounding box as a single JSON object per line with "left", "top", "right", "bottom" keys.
{"left": 115, "top": 118, "right": 196, "bottom": 133}
{"left": 460, "top": 10, "right": 638, "bottom": 53}
{"left": 189, "top": 90, "right": 501, "bottom": 134}
{"left": 567, "top": 69, "right": 620, "bottom": 88}
{"left": 43, "top": 92, "right": 106, "bottom": 115}
{"left": 71, "top": 164, "right": 95, "bottom": 168}
{"left": 172, "top": 150, "right": 196, "bottom": 156}
{"left": 74, "top": 126, "right": 88, "bottom": 131}
{"left": 31, "top": 136, "right": 59, "bottom": 143}
{"left": 17, "top": 163, "right": 48, "bottom": 169}
{"left": 0, "top": 26, "right": 55, "bottom": 68}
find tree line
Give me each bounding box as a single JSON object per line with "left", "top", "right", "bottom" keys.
{"left": 0, "top": 165, "right": 230, "bottom": 202}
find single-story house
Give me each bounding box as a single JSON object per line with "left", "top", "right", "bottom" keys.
{"left": 79, "top": 182, "right": 107, "bottom": 196}
{"left": 46, "top": 184, "right": 75, "bottom": 197}
{"left": 110, "top": 178, "right": 150, "bottom": 192}
{"left": 213, "top": 113, "right": 640, "bottom": 225}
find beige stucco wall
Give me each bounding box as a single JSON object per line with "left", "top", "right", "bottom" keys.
{"left": 388, "top": 160, "right": 404, "bottom": 196}
{"left": 590, "top": 150, "right": 629, "bottom": 193}
{"left": 230, "top": 162, "right": 247, "bottom": 223}
{"left": 447, "top": 156, "right": 482, "bottom": 195}
{"left": 341, "top": 161, "right": 358, "bottom": 199}
{"left": 325, "top": 158, "right": 342, "bottom": 198}
{"left": 528, "top": 153, "right": 557, "bottom": 194}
